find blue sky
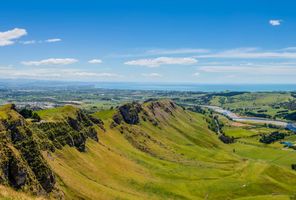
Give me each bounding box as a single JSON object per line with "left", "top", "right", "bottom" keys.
{"left": 1, "top": 0, "right": 296, "bottom": 83}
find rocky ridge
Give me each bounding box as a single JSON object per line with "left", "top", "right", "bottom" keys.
{"left": 0, "top": 104, "right": 104, "bottom": 198}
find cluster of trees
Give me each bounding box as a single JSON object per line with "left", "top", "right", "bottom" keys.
{"left": 259, "top": 131, "right": 285, "bottom": 144}
{"left": 211, "top": 91, "right": 247, "bottom": 97}
{"left": 264, "top": 123, "right": 280, "bottom": 129}
{"left": 257, "top": 109, "right": 267, "bottom": 113}
{"left": 19, "top": 108, "right": 41, "bottom": 122}
{"left": 245, "top": 111, "right": 272, "bottom": 119}
{"left": 206, "top": 115, "right": 225, "bottom": 135}
{"left": 219, "top": 134, "right": 234, "bottom": 144}
{"left": 284, "top": 112, "right": 296, "bottom": 121}
{"left": 189, "top": 105, "right": 206, "bottom": 114}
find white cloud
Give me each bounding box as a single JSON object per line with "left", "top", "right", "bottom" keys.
{"left": 125, "top": 57, "right": 198, "bottom": 67}
{"left": 110, "top": 48, "right": 209, "bottom": 58}
{"left": 141, "top": 73, "right": 162, "bottom": 77}
{"left": 280, "top": 47, "right": 296, "bottom": 51}
{"left": 0, "top": 65, "right": 14, "bottom": 70}
{"left": 19, "top": 38, "right": 62, "bottom": 45}
{"left": 198, "top": 48, "right": 296, "bottom": 59}
{"left": 45, "top": 38, "right": 62, "bottom": 43}
{"left": 0, "top": 67, "right": 121, "bottom": 80}
{"left": 88, "top": 59, "right": 102, "bottom": 64}
{"left": 73, "top": 72, "right": 119, "bottom": 77}
{"left": 0, "top": 28, "right": 27, "bottom": 46}
{"left": 146, "top": 48, "right": 209, "bottom": 55}
{"left": 21, "top": 58, "right": 78, "bottom": 66}
{"left": 269, "top": 19, "right": 282, "bottom": 26}
{"left": 20, "top": 40, "right": 36, "bottom": 45}
{"left": 193, "top": 72, "right": 200, "bottom": 76}
{"left": 199, "top": 65, "right": 296, "bottom": 75}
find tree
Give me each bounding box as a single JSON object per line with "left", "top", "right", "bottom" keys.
{"left": 19, "top": 108, "right": 33, "bottom": 118}
{"left": 32, "top": 113, "right": 41, "bottom": 122}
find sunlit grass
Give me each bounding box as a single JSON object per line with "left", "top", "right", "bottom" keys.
{"left": 42, "top": 102, "right": 296, "bottom": 199}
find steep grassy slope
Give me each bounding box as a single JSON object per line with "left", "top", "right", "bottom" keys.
{"left": 2, "top": 100, "right": 296, "bottom": 199}
{"left": 0, "top": 104, "right": 103, "bottom": 199}
{"left": 42, "top": 100, "right": 296, "bottom": 199}
{"left": 0, "top": 185, "right": 46, "bottom": 200}
{"left": 0, "top": 104, "right": 55, "bottom": 196}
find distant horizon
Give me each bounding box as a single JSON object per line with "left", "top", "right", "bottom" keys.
{"left": 1, "top": 79, "right": 296, "bottom": 92}
{"left": 2, "top": 78, "right": 296, "bottom": 85}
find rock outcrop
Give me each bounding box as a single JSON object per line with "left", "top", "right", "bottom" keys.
{"left": 112, "top": 100, "right": 178, "bottom": 127}
{"left": 0, "top": 104, "right": 53, "bottom": 194}
{"left": 110, "top": 100, "right": 180, "bottom": 155}
{"left": 0, "top": 104, "right": 105, "bottom": 197}
{"left": 36, "top": 108, "right": 102, "bottom": 152}
{"left": 119, "top": 102, "right": 142, "bottom": 125}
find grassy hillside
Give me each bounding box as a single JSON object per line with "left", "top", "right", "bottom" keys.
{"left": 2, "top": 100, "right": 296, "bottom": 199}
{"left": 209, "top": 92, "right": 294, "bottom": 120}
{"left": 0, "top": 185, "right": 46, "bottom": 200}
{"left": 218, "top": 115, "right": 296, "bottom": 170}
{"left": 42, "top": 100, "right": 296, "bottom": 199}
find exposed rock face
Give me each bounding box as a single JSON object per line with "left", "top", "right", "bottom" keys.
{"left": 112, "top": 100, "right": 179, "bottom": 160}
{"left": 0, "top": 147, "right": 30, "bottom": 190}
{"left": 1, "top": 100, "right": 182, "bottom": 197}
{"left": 88, "top": 115, "right": 105, "bottom": 132}
{"left": 0, "top": 125, "right": 47, "bottom": 194}
{"left": 0, "top": 105, "right": 46, "bottom": 193}
{"left": 87, "top": 127, "right": 99, "bottom": 142}
{"left": 11, "top": 126, "right": 56, "bottom": 193}
{"left": 119, "top": 102, "right": 142, "bottom": 125}
{"left": 147, "top": 100, "right": 177, "bottom": 116}
{"left": 112, "top": 113, "right": 123, "bottom": 125}
{"left": 36, "top": 109, "right": 101, "bottom": 152}
{"left": 8, "top": 156, "right": 27, "bottom": 189}
{"left": 112, "top": 100, "right": 178, "bottom": 127}
{"left": 0, "top": 104, "right": 104, "bottom": 196}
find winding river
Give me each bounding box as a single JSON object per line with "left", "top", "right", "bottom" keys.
{"left": 204, "top": 105, "right": 296, "bottom": 133}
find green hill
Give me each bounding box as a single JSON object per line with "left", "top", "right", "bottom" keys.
{"left": 1, "top": 100, "right": 296, "bottom": 199}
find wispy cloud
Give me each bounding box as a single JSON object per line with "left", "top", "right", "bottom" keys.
{"left": 125, "top": 57, "right": 198, "bottom": 67}
{"left": 72, "top": 72, "right": 120, "bottom": 77}
{"left": 199, "top": 65, "right": 296, "bottom": 75}
{"left": 193, "top": 72, "right": 200, "bottom": 76}
{"left": 117, "top": 47, "right": 296, "bottom": 60}
{"left": 197, "top": 48, "right": 296, "bottom": 59}
{"left": 0, "top": 65, "right": 14, "bottom": 70}
{"left": 0, "top": 67, "right": 121, "bottom": 80}
{"left": 269, "top": 19, "right": 282, "bottom": 26}
{"left": 20, "top": 38, "right": 62, "bottom": 45}
{"left": 146, "top": 48, "right": 209, "bottom": 55}
{"left": 88, "top": 59, "right": 102, "bottom": 64}
{"left": 141, "top": 73, "right": 163, "bottom": 77}
{"left": 280, "top": 47, "right": 296, "bottom": 51}
{"left": 21, "top": 58, "right": 78, "bottom": 66}
{"left": 110, "top": 48, "right": 209, "bottom": 58}
{"left": 20, "top": 40, "right": 36, "bottom": 45}
{"left": 0, "top": 28, "right": 27, "bottom": 46}
{"left": 45, "top": 38, "right": 62, "bottom": 43}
